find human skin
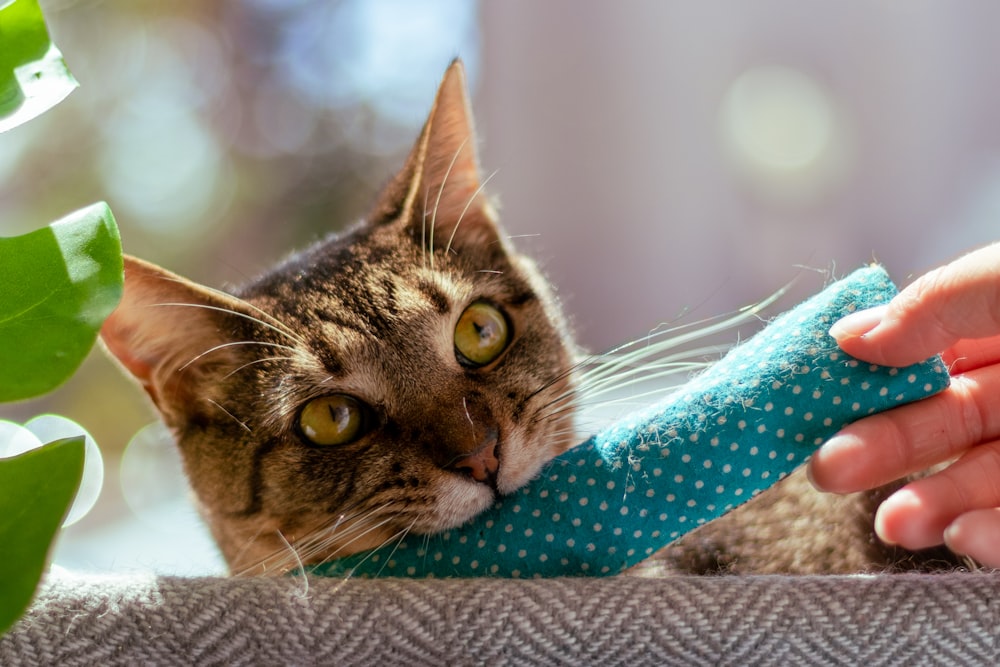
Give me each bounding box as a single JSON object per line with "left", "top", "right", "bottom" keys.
{"left": 808, "top": 242, "right": 1000, "bottom": 567}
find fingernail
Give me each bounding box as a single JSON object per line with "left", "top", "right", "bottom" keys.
{"left": 808, "top": 433, "right": 853, "bottom": 492}
{"left": 873, "top": 504, "right": 898, "bottom": 546}
{"left": 828, "top": 305, "right": 888, "bottom": 341}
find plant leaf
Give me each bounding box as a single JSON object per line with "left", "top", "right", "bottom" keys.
{"left": 0, "top": 436, "right": 84, "bottom": 636}
{"left": 0, "top": 202, "right": 123, "bottom": 402}
{"left": 0, "top": 0, "right": 79, "bottom": 132}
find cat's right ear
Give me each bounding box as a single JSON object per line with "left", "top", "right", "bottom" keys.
{"left": 100, "top": 256, "right": 251, "bottom": 417}
{"left": 369, "top": 59, "right": 501, "bottom": 256}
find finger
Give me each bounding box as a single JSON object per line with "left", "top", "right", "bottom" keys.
{"left": 809, "top": 370, "right": 1000, "bottom": 494}
{"left": 874, "top": 440, "right": 1000, "bottom": 550}
{"left": 943, "top": 333, "right": 1000, "bottom": 374}
{"left": 944, "top": 508, "right": 1000, "bottom": 568}
{"left": 830, "top": 243, "right": 1000, "bottom": 367}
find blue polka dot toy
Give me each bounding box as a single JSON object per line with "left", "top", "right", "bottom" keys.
{"left": 311, "top": 266, "right": 949, "bottom": 578}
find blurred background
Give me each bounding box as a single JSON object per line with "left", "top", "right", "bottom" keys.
{"left": 2, "top": 0, "right": 998, "bottom": 575}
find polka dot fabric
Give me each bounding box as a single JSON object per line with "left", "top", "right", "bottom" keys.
{"left": 311, "top": 266, "right": 949, "bottom": 579}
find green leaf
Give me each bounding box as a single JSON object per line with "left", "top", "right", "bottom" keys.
{"left": 0, "top": 0, "right": 79, "bottom": 132}
{"left": 0, "top": 202, "right": 123, "bottom": 402}
{"left": 0, "top": 436, "right": 84, "bottom": 636}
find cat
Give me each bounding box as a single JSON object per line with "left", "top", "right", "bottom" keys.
{"left": 101, "top": 61, "right": 580, "bottom": 575}
{"left": 101, "top": 60, "right": 963, "bottom": 576}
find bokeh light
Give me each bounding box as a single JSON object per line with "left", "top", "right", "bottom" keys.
{"left": 120, "top": 422, "right": 204, "bottom": 534}
{"left": 720, "top": 65, "right": 850, "bottom": 202}
{"left": 0, "top": 416, "right": 104, "bottom": 528}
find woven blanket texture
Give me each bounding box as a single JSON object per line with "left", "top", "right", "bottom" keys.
{"left": 3, "top": 571, "right": 998, "bottom": 666}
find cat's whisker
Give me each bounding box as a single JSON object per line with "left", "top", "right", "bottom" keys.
{"left": 230, "top": 526, "right": 270, "bottom": 577}
{"left": 429, "top": 137, "right": 470, "bottom": 268}
{"left": 236, "top": 506, "right": 391, "bottom": 577}
{"left": 575, "top": 356, "right": 717, "bottom": 400}
{"left": 275, "top": 530, "right": 309, "bottom": 598}
{"left": 371, "top": 520, "right": 417, "bottom": 578}
{"left": 151, "top": 301, "right": 306, "bottom": 347}
{"left": 577, "top": 285, "right": 788, "bottom": 377}
{"left": 462, "top": 396, "right": 475, "bottom": 428}
{"left": 576, "top": 343, "right": 728, "bottom": 385}
{"left": 530, "top": 390, "right": 578, "bottom": 423}
{"left": 223, "top": 356, "right": 298, "bottom": 379}
{"left": 333, "top": 522, "right": 413, "bottom": 580}
{"left": 422, "top": 185, "right": 431, "bottom": 270}
{"left": 206, "top": 398, "right": 252, "bottom": 433}
{"left": 534, "top": 360, "right": 712, "bottom": 428}
{"left": 178, "top": 340, "right": 297, "bottom": 372}
{"left": 445, "top": 168, "right": 498, "bottom": 257}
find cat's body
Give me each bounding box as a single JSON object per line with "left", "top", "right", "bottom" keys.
{"left": 101, "top": 61, "right": 964, "bottom": 576}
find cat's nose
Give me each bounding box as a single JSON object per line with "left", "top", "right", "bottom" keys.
{"left": 450, "top": 429, "right": 499, "bottom": 489}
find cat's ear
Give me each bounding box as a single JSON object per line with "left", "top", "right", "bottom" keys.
{"left": 370, "top": 59, "right": 500, "bottom": 253}
{"left": 101, "top": 256, "right": 254, "bottom": 419}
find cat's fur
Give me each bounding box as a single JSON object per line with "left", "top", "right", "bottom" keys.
{"left": 101, "top": 61, "right": 963, "bottom": 576}
{"left": 101, "top": 62, "right": 578, "bottom": 574}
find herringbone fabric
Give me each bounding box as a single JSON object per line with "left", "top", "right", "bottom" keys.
{"left": 3, "top": 571, "right": 997, "bottom": 665}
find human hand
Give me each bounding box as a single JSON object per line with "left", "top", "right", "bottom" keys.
{"left": 808, "top": 242, "right": 1000, "bottom": 567}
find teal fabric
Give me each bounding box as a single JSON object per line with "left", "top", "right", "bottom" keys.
{"left": 312, "top": 266, "right": 949, "bottom": 578}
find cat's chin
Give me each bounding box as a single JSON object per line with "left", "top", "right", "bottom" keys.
{"left": 426, "top": 478, "right": 499, "bottom": 533}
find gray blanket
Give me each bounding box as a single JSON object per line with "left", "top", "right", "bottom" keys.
{"left": 2, "top": 571, "right": 998, "bottom": 665}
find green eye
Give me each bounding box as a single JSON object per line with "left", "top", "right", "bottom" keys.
{"left": 298, "top": 394, "right": 367, "bottom": 446}
{"left": 455, "top": 301, "right": 510, "bottom": 368}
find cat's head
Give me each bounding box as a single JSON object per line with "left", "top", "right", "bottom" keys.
{"left": 100, "top": 61, "right": 579, "bottom": 574}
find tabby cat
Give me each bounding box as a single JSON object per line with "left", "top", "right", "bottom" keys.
{"left": 101, "top": 61, "right": 961, "bottom": 576}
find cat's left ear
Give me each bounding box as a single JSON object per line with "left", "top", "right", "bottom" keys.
{"left": 370, "top": 59, "right": 501, "bottom": 254}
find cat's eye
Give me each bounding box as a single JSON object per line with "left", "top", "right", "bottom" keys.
{"left": 298, "top": 394, "right": 369, "bottom": 446}
{"left": 454, "top": 301, "right": 510, "bottom": 368}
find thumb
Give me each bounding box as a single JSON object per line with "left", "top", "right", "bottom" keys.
{"left": 829, "top": 244, "right": 1000, "bottom": 367}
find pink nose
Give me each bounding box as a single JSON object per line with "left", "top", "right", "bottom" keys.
{"left": 451, "top": 442, "right": 499, "bottom": 487}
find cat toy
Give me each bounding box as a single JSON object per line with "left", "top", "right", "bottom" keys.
{"left": 312, "top": 266, "right": 949, "bottom": 578}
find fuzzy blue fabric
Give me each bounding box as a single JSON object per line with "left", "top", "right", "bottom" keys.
{"left": 311, "top": 266, "right": 949, "bottom": 578}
